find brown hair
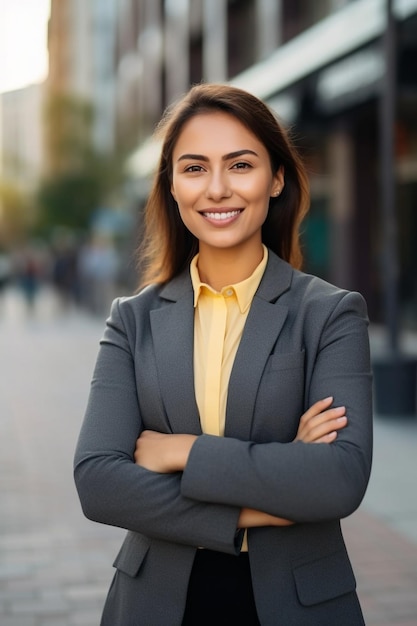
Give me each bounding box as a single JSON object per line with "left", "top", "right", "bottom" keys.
{"left": 138, "top": 83, "right": 310, "bottom": 287}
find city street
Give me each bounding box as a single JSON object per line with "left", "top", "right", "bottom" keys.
{"left": 0, "top": 286, "right": 416, "bottom": 625}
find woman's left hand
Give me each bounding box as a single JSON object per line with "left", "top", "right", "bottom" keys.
{"left": 134, "top": 430, "right": 197, "bottom": 473}
{"left": 294, "top": 396, "right": 347, "bottom": 443}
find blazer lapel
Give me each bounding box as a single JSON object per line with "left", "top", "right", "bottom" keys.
{"left": 225, "top": 253, "right": 293, "bottom": 439}
{"left": 150, "top": 274, "right": 202, "bottom": 435}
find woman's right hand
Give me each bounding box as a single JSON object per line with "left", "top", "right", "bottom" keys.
{"left": 294, "top": 396, "right": 347, "bottom": 444}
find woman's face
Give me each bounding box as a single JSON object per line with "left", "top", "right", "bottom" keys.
{"left": 170, "top": 111, "right": 283, "bottom": 256}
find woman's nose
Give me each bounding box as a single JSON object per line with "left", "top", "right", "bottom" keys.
{"left": 205, "top": 171, "right": 232, "bottom": 200}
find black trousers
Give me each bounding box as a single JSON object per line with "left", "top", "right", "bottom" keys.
{"left": 182, "top": 549, "right": 261, "bottom": 625}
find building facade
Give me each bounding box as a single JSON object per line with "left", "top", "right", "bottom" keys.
{"left": 0, "top": 84, "right": 45, "bottom": 191}
{"left": 47, "top": 0, "right": 119, "bottom": 159}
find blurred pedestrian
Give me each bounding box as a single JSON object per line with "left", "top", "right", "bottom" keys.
{"left": 74, "top": 84, "right": 372, "bottom": 625}
{"left": 0, "top": 248, "right": 12, "bottom": 314}
{"left": 51, "top": 235, "right": 80, "bottom": 310}
{"left": 77, "top": 234, "right": 119, "bottom": 315}
{"left": 0, "top": 248, "right": 11, "bottom": 292}
{"left": 16, "top": 245, "right": 42, "bottom": 311}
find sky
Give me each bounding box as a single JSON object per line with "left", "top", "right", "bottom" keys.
{"left": 0, "top": 0, "right": 51, "bottom": 94}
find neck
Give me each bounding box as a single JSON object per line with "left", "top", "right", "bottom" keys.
{"left": 197, "top": 242, "right": 264, "bottom": 291}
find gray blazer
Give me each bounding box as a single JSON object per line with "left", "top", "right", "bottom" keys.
{"left": 74, "top": 251, "right": 372, "bottom": 625}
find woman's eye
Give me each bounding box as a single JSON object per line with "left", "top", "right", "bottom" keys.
{"left": 232, "top": 162, "right": 251, "bottom": 170}
{"left": 184, "top": 165, "right": 204, "bottom": 173}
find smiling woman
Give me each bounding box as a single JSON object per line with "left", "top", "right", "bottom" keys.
{"left": 74, "top": 83, "right": 373, "bottom": 626}
{"left": 0, "top": 0, "right": 50, "bottom": 94}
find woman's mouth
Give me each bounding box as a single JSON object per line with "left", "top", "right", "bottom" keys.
{"left": 201, "top": 209, "right": 243, "bottom": 221}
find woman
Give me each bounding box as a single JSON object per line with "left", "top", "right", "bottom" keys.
{"left": 74, "top": 83, "right": 372, "bottom": 625}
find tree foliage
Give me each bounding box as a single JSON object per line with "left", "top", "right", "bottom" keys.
{"left": 0, "top": 182, "right": 34, "bottom": 247}
{"left": 37, "top": 93, "right": 125, "bottom": 235}
{"left": 37, "top": 171, "right": 101, "bottom": 232}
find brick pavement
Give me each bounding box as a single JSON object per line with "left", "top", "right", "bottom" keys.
{"left": 343, "top": 510, "right": 417, "bottom": 625}
{"left": 0, "top": 286, "right": 416, "bottom": 625}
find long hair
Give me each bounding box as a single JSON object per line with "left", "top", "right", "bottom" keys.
{"left": 138, "top": 83, "right": 310, "bottom": 287}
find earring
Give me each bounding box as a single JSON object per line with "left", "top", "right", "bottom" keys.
{"left": 273, "top": 189, "right": 280, "bottom": 197}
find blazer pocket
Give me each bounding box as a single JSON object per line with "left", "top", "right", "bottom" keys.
{"left": 113, "top": 531, "right": 150, "bottom": 578}
{"left": 292, "top": 549, "right": 356, "bottom": 607}
{"left": 269, "top": 350, "right": 305, "bottom": 372}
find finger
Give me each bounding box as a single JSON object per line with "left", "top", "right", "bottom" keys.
{"left": 298, "top": 397, "right": 334, "bottom": 430}
{"left": 314, "top": 431, "right": 338, "bottom": 444}
{"left": 306, "top": 415, "right": 347, "bottom": 442}
{"left": 310, "top": 406, "right": 346, "bottom": 426}
{"left": 300, "top": 396, "right": 334, "bottom": 421}
{"left": 298, "top": 413, "right": 347, "bottom": 443}
{"left": 297, "top": 406, "right": 346, "bottom": 440}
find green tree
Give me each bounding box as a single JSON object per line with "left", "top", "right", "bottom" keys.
{"left": 37, "top": 171, "right": 101, "bottom": 232}
{"left": 44, "top": 93, "right": 95, "bottom": 174}
{"left": 37, "top": 93, "right": 125, "bottom": 235}
{"left": 0, "top": 181, "right": 34, "bottom": 247}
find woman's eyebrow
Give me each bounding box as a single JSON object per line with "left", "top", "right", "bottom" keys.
{"left": 177, "top": 149, "right": 258, "bottom": 162}
{"left": 223, "top": 149, "right": 258, "bottom": 160}
{"left": 177, "top": 153, "right": 208, "bottom": 162}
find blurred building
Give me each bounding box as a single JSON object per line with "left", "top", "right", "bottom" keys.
{"left": 47, "top": 0, "right": 118, "bottom": 158}
{"left": 0, "top": 84, "right": 45, "bottom": 191}
{"left": 123, "top": 0, "right": 417, "bottom": 329}
{"left": 115, "top": 0, "right": 284, "bottom": 145}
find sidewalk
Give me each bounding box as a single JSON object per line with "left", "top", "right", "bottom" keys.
{"left": 0, "top": 286, "right": 416, "bottom": 625}
{"left": 343, "top": 416, "right": 417, "bottom": 626}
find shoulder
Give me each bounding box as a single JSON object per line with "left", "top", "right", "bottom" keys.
{"left": 293, "top": 268, "right": 366, "bottom": 310}
{"left": 107, "top": 284, "right": 165, "bottom": 330}
{"left": 265, "top": 250, "right": 367, "bottom": 316}
{"left": 107, "top": 270, "right": 192, "bottom": 328}
{"left": 286, "top": 268, "right": 369, "bottom": 336}
{"left": 118, "top": 283, "right": 166, "bottom": 310}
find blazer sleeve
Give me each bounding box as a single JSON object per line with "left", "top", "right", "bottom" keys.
{"left": 181, "top": 290, "right": 373, "bottom": 523}
{"left": 73, "top": 298, "right": 242, "bottom": 554}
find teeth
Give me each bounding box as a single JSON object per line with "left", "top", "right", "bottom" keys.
{"left": 203, "top": 210, "right": 241, "bottom": 220}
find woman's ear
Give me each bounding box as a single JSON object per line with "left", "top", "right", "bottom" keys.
{"left": 271, "top": 166, "right": 285, "bottom": 197}
{"left": 170, "top": 184, "right": 177, "bottom": 201}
